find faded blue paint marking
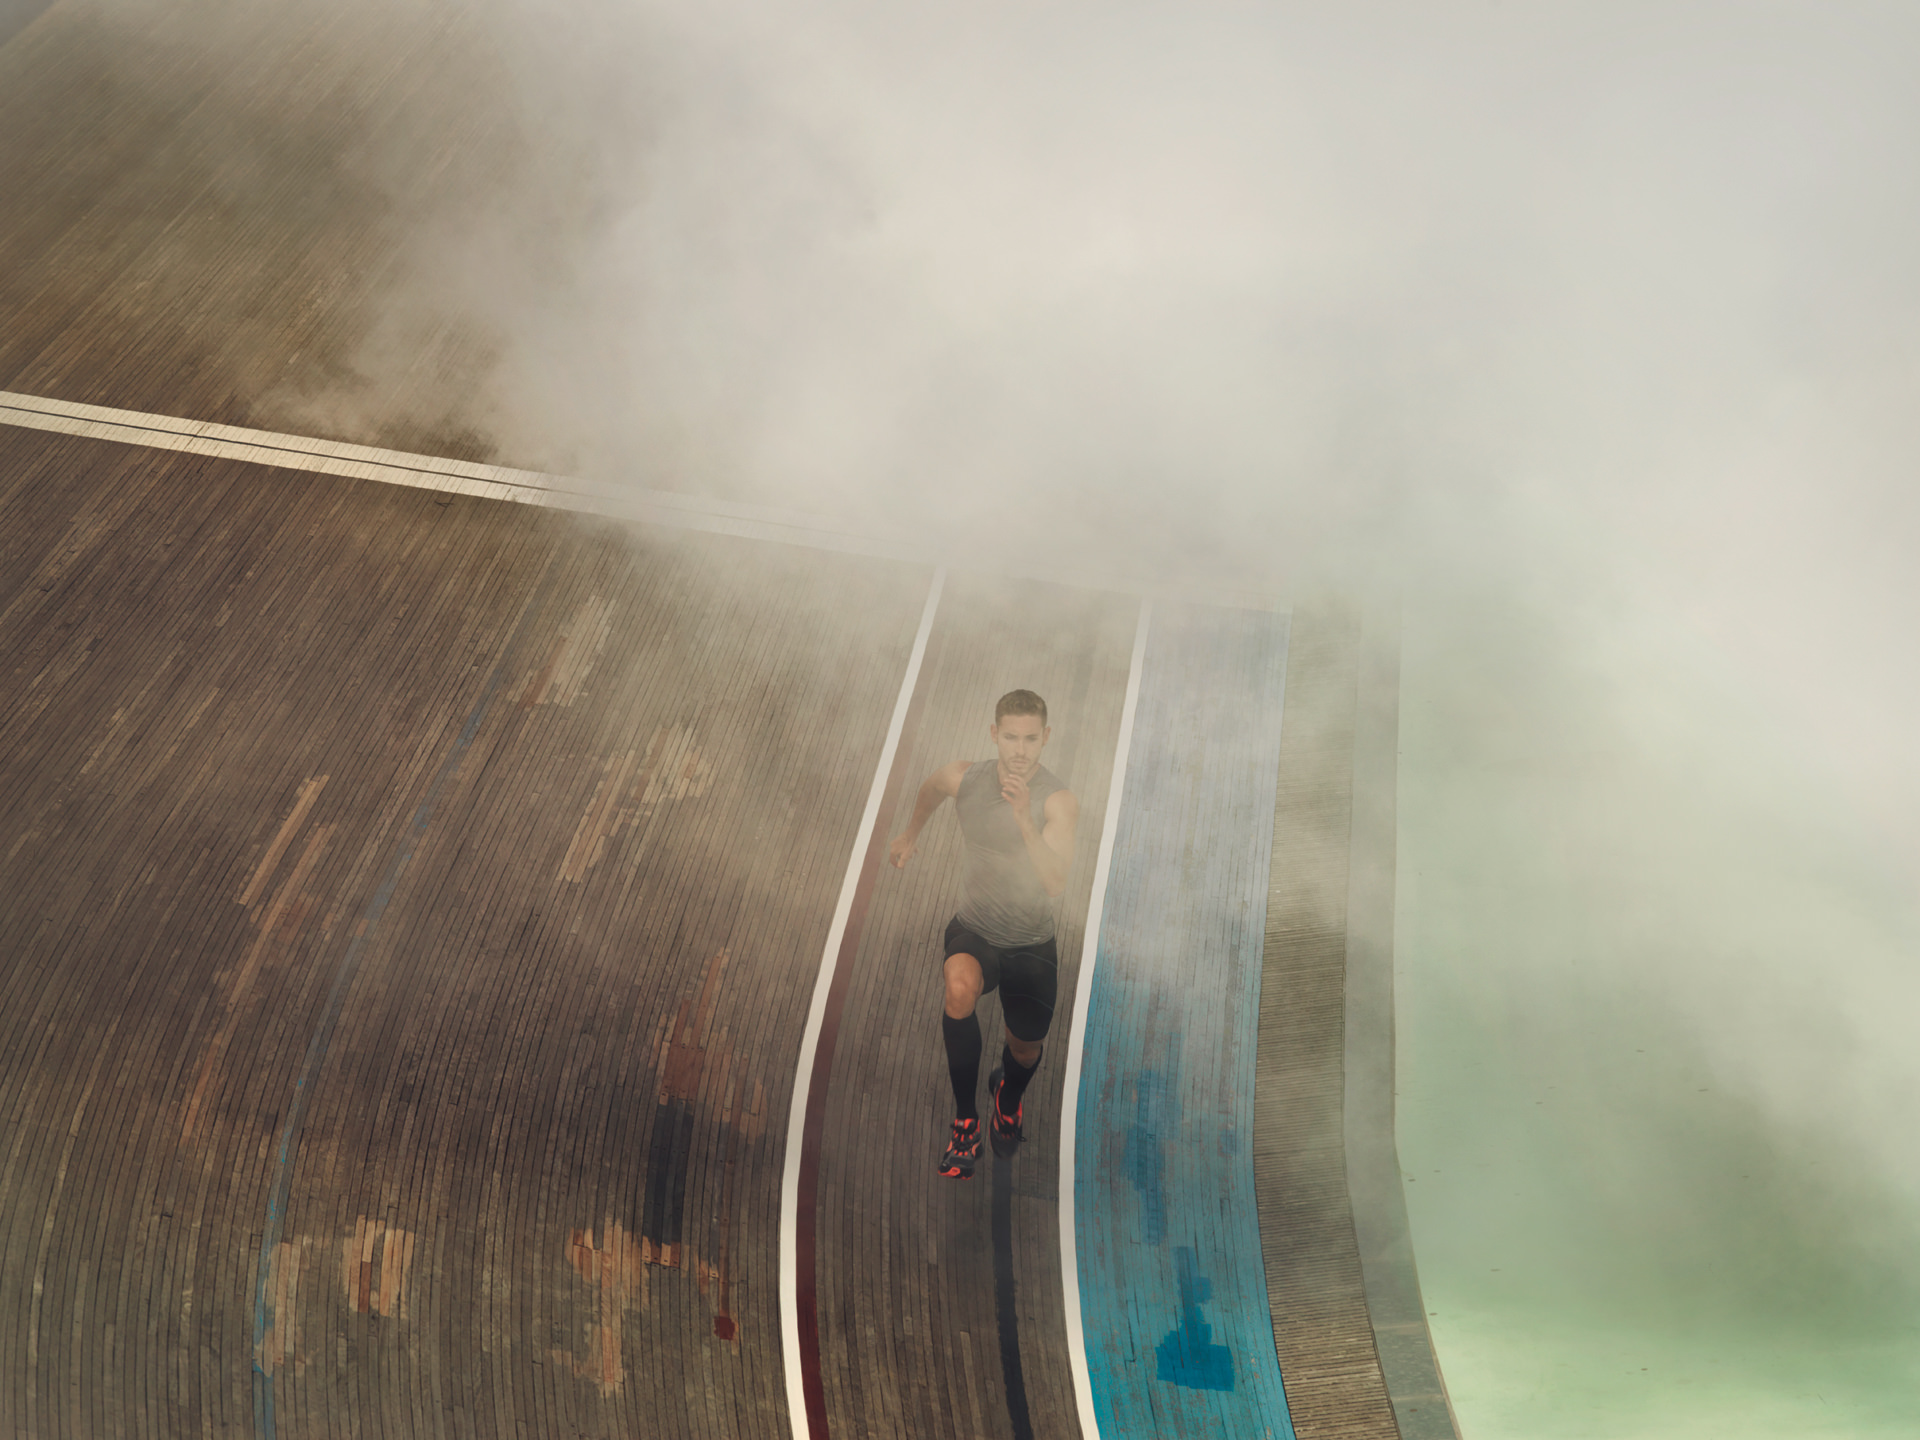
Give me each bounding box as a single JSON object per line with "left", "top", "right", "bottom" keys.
{"left": 250, "top": 567, "right": 550, "bottom": 1439}
{"left": 1123, "top": 1056, "right": 1178, "bottom": 1247}
{"left": 1157, "top": 1247, "right": 1235, "bottom": 1391}
{"left": 1073, "top": 603, "right": 1294, "bottom": 1438}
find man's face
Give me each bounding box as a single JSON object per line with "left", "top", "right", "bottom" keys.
{"left": 991, "top": 713, "right": 1049, "bottom": 776}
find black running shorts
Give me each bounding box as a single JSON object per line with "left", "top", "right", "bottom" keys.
{"left": 943, "top": 916, "right": 1058, "bottom": 1043}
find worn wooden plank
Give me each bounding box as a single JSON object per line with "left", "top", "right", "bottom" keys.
{"left": 0, "top": 1, "right": 514, "bottom": 456}
{"left": 1254, "top": 603, "right": 1403, "bottom": 1439}
{"left": 1341, "top": 612, "right": 1461, "bottom": 1440}
{"left": 1069, "top": 603, "right": 1296, "bottom": 1437}
{"left": 0, "top": 5, "right": 1450, "bottom": 1435}
{"left": 811, "top": 570, "right": 1138, "bottom": 1440}
{"left": 0, "top": 419, "right": 938, "bottom": 1437}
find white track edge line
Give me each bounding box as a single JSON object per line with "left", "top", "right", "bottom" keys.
{"left": 0, "top": 391, "right": 1284, "bottom": 612}
{"left": 1056, "top": 599, "right": 1152, "bottom": 1440}
{"left": 0, "top": 393, "right": 895, "bottom": 555}
{"left": 778, "top": 567, "right": 945, "bottom": 1440}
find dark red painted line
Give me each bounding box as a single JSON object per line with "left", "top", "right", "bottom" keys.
{"left": 794, "top": 629, "right": 941, "bottom": 1438}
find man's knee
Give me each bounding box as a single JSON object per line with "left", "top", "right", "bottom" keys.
{"left": 943, "top": 953, "right": 983, "bottom": 1016}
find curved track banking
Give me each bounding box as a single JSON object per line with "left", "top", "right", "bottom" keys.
{"left": 0, "top": 5, "right": 1456, "bottom": 1438}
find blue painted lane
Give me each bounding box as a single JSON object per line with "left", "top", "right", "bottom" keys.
{"left": 1074, "top": 603, "right": 1294, "bottom": 1439}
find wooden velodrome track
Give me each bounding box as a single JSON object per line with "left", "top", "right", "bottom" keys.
{"left": 0, "top": 4, "right": 1458, "bottom": 1438}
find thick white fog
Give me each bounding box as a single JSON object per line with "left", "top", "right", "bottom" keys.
{"left": 250, "top": 1, "right": 1920, "bottom": 1430}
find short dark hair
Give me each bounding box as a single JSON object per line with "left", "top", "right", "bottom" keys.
{"left": 994, "top": 689, "right": 1048, "bottom": 726}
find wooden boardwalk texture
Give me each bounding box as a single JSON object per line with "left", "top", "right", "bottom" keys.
{"left": 812, "top": 576, "right": 1138, "bottom": 1440}
{"left": 0, "top": 424, "right": 933, "bottom": 1439}
{"left": 1071, "top": 603, "right": 1296, "bottom": 1437}
{"left": 0, "top": 6, "right": 1455, "bottom": 1438}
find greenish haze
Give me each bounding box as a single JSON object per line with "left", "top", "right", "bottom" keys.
{"left": 1430, "top": 1305, "right": 1918, "bottom": 1440}
{"left": 1393, "top": 596, "right": 1920, "bottom": 1437}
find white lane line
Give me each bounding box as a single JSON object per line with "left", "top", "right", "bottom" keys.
{"left": 778, "top": 566, "right": 945, "bottom": 1440}
{"left": 1056, "top": 599, "right": 1152, "bottom": 1440}
{"left": 0, "top": 389, "right": 1282, "bottom": 611}
{"left": 0, "top": 388, "right": 907, "bottom": 557}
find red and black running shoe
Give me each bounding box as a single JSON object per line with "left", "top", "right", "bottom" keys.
{"left": 987, "top": 1066, "right": 1025, "bottom": 1159}
{"left": 938, "top": 1117, "right": 981, "bottom": 1179}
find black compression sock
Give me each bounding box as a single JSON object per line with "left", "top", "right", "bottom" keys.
{"left": 996, "top": 1044, "right": 1042, "bottom": 1111}
{"left": 942, "top": 1013, "right": 983, "bottom": 1121}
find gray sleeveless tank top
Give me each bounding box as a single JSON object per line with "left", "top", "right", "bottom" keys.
{"left": 954, "top": 759, "right": 1067, "bottom": 947}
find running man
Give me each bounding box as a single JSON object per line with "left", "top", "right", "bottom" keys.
{"left": 888, "top": 689, "right": 1078, "bottom": 1179}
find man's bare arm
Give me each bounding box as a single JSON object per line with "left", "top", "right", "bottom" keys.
{"left": 888, "top": 761, "right": 968, "bottom": 868}
{"left": 1013, "top": 786, "right": 1077, "bottom": 898}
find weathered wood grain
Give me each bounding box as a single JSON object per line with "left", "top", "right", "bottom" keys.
{"left": 1069, "top": 603, "right": 1296, "bottom": 1437}
{"left": 0, "top": 422, "right": 931, "bottom": 1438}
{"left": 0, "top": 1, "right": 516, "bottom": 458}
{"left": 1255, "top": 603, "right": 1403, "bottom": 1439}
{"left": 812, "top": 571, "right": 1138, "bottom": 1440}
{"left": 0, "top": 3, "right": 1454, "bottom": 1434}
